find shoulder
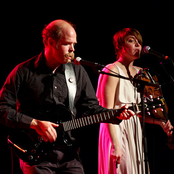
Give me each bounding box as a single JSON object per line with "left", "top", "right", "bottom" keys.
{"left": 133, "top": 66, "right": 142, "bottom": 71}
{"left": 103, "top": 62, "right": 119, "bottom": 74}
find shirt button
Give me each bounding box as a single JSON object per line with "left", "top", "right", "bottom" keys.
{"left": 54, "top": 86, "right": 57, "bottom": 89}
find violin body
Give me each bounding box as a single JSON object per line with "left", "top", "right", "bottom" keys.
{"left": 134, "top": 68, "right": 174, "bottom": 149}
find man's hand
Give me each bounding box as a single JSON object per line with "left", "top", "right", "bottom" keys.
{"left": 30, "top": 119, "right": 59, "bottom": 143}
{"left": 118, "top": 104, "right": 135, "bottom": 120}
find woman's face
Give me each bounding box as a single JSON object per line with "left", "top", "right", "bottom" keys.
{"left": 122, "top": 35, "right": 142, "bottom": 59}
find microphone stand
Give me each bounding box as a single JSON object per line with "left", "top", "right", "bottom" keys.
{"left": 159, "top": 60, "right": 174, "bottom": 86}
{"left": 96, "top": 69, "right": 159, "bottom": 174}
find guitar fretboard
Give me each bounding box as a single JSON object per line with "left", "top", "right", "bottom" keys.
{"left": 62, "top": 109, "right": 122, "bottom": 132}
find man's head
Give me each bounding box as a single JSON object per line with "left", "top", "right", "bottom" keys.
{"left": 42, "top": 20, "right": 77, "bottom": 68}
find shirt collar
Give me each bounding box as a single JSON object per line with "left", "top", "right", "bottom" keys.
{"left": 34, "top": 51, "right": 65, "bottom": 74}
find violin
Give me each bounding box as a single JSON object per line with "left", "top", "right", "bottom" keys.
{"left": 134, "top": 68, "right": 174, "bottom": 149}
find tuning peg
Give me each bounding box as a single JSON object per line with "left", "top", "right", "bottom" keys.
{"left": 147, "top": 112, "right": 151, "bottom": 115}
{"left": 153, "top": 109, "right": 157, "bottom": 113}
{"left": 149, "top": 95, "right": 153, "bottom": 99}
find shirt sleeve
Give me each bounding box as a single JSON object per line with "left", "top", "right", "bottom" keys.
{"left": 0, "top": 66, "right": 33, "bottom": 129}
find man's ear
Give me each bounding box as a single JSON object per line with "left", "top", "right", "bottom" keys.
{"left": 48, "top": 37, "right": 56, "bottom": 48}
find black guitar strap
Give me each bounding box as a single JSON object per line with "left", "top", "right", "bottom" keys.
{"left": 65, "top": 63, "right": 77, "bottom": 116}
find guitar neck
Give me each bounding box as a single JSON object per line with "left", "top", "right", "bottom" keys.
{"left": 62, "top": 104, "right": 140, "bottom": 132}
{"left": 62, "top": 109, "right": 119, "bottom": 132}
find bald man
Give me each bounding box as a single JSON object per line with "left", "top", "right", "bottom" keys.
{"left": 0, "top": 19, "right": 134, "bottom": 174}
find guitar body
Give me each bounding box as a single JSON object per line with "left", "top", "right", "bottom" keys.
{"left": 8, "top": 105, "right": 76, "bottom": 164}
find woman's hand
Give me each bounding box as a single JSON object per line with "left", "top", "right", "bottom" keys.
{"left": 110, "top": 145, "right": 123, "bottom": 166}
{"left": 160, "top": 120, "right": 173, "bottom": 136}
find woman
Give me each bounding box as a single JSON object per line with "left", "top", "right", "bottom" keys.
{"left": 97, "top": 28, "right": 173, "bottom": 174}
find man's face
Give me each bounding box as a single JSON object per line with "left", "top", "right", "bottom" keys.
{"left": 52, "top": 27, "right": 77, "bottom": 64}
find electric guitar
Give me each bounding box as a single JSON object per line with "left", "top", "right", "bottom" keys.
{"left": 7, "top": 99, "right": 164, "bottom": 164}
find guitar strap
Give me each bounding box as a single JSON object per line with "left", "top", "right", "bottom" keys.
{"left": 64, "top": 63, "right": 77, "bottom": 116}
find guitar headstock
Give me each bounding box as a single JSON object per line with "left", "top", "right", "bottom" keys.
{"left": 142, "top": 95, "right": 167, "bottom": 120}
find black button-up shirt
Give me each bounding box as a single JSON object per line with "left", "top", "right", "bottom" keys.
{"left": 0, "top": 52, "right": 121, "bottom": 149}
{"left": 0, "top": 52, "right": 120, "bottom": 128}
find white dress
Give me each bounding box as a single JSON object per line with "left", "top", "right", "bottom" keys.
{"left": 97, "top": 64, "right": 148, "bottom": 174}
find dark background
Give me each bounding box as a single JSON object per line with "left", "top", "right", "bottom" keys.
{"left": 1, "top": 0, "right": 174, "bottom": 173}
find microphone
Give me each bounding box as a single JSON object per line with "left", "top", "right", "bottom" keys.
{"left": 143, "top": 46, "right": 169, "bottom": 60}
{"left": 74, "top": 57, "right": 105, "bottom": 68}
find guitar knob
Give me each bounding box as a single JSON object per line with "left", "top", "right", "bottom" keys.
{"left": 160, "top": 108, "right": 163, "bottom": 112}
{"left": 39, "top": 137, "right": 43, "bottom": 142}
{"left": 28, "top": 155, "right": 34, "bottom": 160}
{"left": 34, "top": 143, "right": 39, "bottom": 148}
{"left": 31, "top": 149, "right": 36, "bottom": 154}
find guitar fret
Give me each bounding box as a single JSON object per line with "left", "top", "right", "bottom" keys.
{"left": 87, "top": 117, "right": 90, "bottom": 125}
{"left": 84, "top": 117, "right": 88, "bottom": 126}
{"left": 70, "top": 120, "right": 73, "bottom": 130}
{"left": 74, "top": 119, "right": 77, "bottom": 129}
{"left": 110, "top": 110, "right": 114, "bottom": 118}
{"left": 96, "top": 114, "right": 100, "bottom": 122}
{"left": 100, "top": 113, "right": 103, "bottom": 122}
{"left": 68, "top": 121, "right": 72, "bottom": 130}
{"left": 108, "top": 111, "right": 111, "bottom": 119}
{"left": 77, "top": 119, "right": 80, "bottom": 128}
{"left": 90, "top": 116, "right": 92, "bottom": 124}
{"left": 72, "top": 119, "right": 75, "bottom": 129}
{"left": 103, "top": 113, "right": 107, "bottom": 120}
{"left": 75, "top": 119, "right": 78, "bottom": 128}
{"left": 106, "top": 112, "right": 110, "bottom": 120}
{"left": 90, "top": 116, "right": 93, "bottom": 124}
{"left": 81, "top": 117, "right": 85, "bottom": 126}
{"left": 79, "top": 118, "right": 83, "bottom": 127}
{"left": 93, "top": 115, "right": 96, "bottom": 123}
{"left": 79, "top": 118, "right": 82, "bottom": 128}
